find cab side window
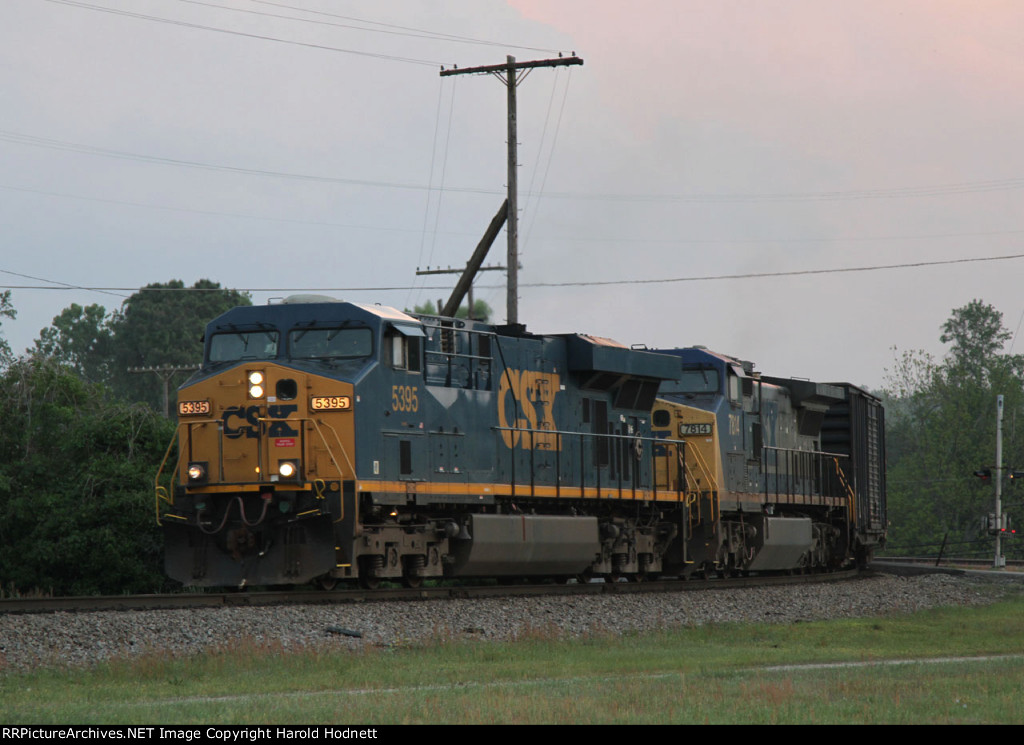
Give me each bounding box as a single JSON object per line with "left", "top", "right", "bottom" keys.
{"left": 728, "top": 373, "right": 741, "bottom": 403}
{"left": 388, "top": 328, "right": 422, "bottom": 373}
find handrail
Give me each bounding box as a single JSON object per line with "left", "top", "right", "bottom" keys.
{"left": 831, "top": 456, "right": 857, "bottom": 524}
{"left": 681, "top": 440, "right": 719, "bottom": 492}
{"left": 305, "top": 418, "right": 355, "bottom": 478}
{"left": 493, "top": 425, "right": 687, "bottom": 501}
{"left": 761, "top": 445, "right": 850, "bottom": 503}
{"left": 679, "top": 440, "right": 719, "bottom": 525}
{"left": 153, "top": 430, "right": 180, "bottom": 526}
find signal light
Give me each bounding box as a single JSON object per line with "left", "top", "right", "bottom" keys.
{"left": 985, "top": 514, "right": 1016, "bottom": 536}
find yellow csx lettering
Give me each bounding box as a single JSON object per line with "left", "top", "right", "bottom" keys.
{"left": 497, "top": 369, "right": 561, "bottom": 451}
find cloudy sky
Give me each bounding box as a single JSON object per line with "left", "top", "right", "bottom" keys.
{"left": 4, "top": 0, "right": 1024, "bottom": 389}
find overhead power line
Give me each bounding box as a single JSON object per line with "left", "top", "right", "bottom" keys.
{"left": 4, "top": 253, "right": 1023, "bottom": 295}
{"left": 0, "top": 130, "right": 487, "bottom": 194}
{"left": 41, "top": 0, "right": 445, "bottom": 66}
{"left": 521, "top": 253, "right": 1024, "bottom": 287}
{"left": 8, "top": 125, "right": 1024, "bottom": 204}
{"left": 245, "top": 0, "right": 564, "bottom": 54}
{"left": 6, "top": 181, "right": 1024, "bottom": 247}
{"left": 0, "top": 269, "right": 128, "bottom": 298}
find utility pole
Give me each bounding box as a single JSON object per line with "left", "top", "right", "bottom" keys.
{"left": 995, "top": 394, "right": 1006, "bottom": 568}
{"left": 440, "top": 54, "right": 583, "bottom": 326}
{"left": 128, "top": 364, "right": 199, "bottom": 418}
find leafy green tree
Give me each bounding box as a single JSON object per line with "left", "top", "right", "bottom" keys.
{"left": 940, "top": 299, "right": 1023, "bottom": 386}
{"left": 32, "top": 280, "right": 250, "bottom": 410}
{"left": 33, "top": 302, "right": 113, "bottom": 384}
{"left": 883, "top": 300, "right": 1024, "bottom": 557}
{"left": 0, "top": 290, "right": 15, "bottom": 366}
{"left": 0, "top": 357, "right": 176, "bottom": 595}
{"left": 411, "top": 299, "right": 493, "bottom": 322}
{"left": 108, "top": 279, "right": 250, "bottom": 409}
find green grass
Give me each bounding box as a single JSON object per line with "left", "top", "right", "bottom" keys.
{"left": 4, "top": 592, "right": 1024, "bottom": 724}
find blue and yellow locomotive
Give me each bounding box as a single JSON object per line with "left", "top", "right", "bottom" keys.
{"left": 156, "top": 298, "right": 885, "bottom": 588}
{"left": 651, "top": 347, "right": 886, "bottom": 575}
{"left": 157, "top": 297, "right": 686, "bottom": 587}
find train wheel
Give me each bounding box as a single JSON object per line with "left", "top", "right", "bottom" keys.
{"left": 573, "top": 568, "right": 595, "bottom": 585}
{"left": 358, "top": 555, "right": 383, "bottom": 590}
{"left": 316, "top": 576, "right": 338, "bottom": 591}
{"left": 401, "top": 574, "right": 423, "bottom": 589}
{"left": 358, "top": 574, "right": 381, "bottom": 590}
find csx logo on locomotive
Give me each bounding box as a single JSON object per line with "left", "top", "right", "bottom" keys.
{"left": 497, "top": 369, "right": 561, "bottom": 450}
{"left": 222, "top": 404, "right": 299, "bottom": 439}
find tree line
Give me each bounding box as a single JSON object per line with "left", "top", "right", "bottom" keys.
{"left": 0, "top": 281, "right": 247, "bottom": 595}
{"left": 882, "top": 300, "right": 1024, "bottom": 560}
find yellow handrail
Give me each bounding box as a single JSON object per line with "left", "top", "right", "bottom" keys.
{"left": 681, "top": 441, "right": 719, "bottom": 525}
{"left": 153, "top": 429, "right": 180, "bottom": 526}
{"left": 305, "top": 418, "right": 356, "bottom": 477}
{"left": 832, "top": 457, "right": 856, "bottom": 524}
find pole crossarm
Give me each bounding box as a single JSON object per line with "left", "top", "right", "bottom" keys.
{"left": 440, "top": 56, "right": 583, "bottom": 78}
{"left": 128, "top": 364, "right": 200, "bottom": 418}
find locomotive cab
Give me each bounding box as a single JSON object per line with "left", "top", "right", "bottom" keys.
{"left": 159, "top": 300, "right": 429, "bottom": 587}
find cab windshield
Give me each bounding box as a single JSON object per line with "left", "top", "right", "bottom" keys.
{"left": 661, "top": 367, "right": 721, "bottom": 395}
{"left": 208, "top": 331, "right": 279, "bottom": 363}
{"left": 289, "top": 327, "right": 373, "bottom": 360}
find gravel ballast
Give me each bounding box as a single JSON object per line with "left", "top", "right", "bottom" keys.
{"left": 0, "top": 573, "right": 1011, "bottom": 674}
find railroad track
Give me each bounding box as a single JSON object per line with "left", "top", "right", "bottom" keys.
{"left": 0, "top": 569, "right": 868, "bottom": 615}
{"left": 880, "top": 555, "right": 1024, "bottom": 569}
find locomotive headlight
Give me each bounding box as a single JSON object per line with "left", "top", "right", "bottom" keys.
{"left": 187, "top": 462, "right": 208, "bottom": 483}
{"left": 247, "top": 370, "right": 265, "bottom": 399}
{"left": 277, "top": 459, "right": 300, "bottom": 480}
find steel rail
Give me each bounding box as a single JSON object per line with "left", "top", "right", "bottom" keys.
{"left": 0, "top": 569, "right": 872, "bottom": 615}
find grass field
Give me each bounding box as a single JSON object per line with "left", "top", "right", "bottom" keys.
{"left": 3, "top": 588, "right": 1024, "bottom": 724}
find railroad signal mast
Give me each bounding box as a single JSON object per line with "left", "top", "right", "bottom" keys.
{"left": 977, "top": 396, "right": 1012, "bottom": 567}
{"left": 440, "top": 54, "right": 584, "bottom": 326}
